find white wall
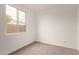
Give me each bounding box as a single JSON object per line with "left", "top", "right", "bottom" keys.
{"left": 0, "top": 5, "right": 36, "bottom": 54}
{"left": 77, "top": 5, "right": 79, "bottom": 50}
{"left": 37, "top": 5, "right": 77, "bottom": 49}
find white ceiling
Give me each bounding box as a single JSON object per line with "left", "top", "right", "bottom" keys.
{"left": 10, "top": 4, "right": 77, "bottom": 12}
{"left": 25, "top": 4, "right": 53, "bottom": 11}
{"left": 11, "top": 4, "right": 53, "bottom": 11}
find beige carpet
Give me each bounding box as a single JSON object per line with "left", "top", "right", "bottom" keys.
{"left": 10, "top": 41, "right": 79, "bottom": 55}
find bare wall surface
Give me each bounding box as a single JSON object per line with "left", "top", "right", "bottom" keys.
{"left": 37, "top": 5, "right": 77, "bottom": 49}
{"left": 77, "top": 5, "right": 79, "bottom": 50}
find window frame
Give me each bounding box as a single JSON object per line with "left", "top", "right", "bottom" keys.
{"left": 5, "top": 5, "right": 26, "bottom": 35}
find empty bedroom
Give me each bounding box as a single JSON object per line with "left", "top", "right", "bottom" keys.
{"left": 0, "top": 4, "right": 79, "bottom": 55}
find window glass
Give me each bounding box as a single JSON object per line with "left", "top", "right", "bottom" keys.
{"left": 6, "top": 5, "right": 17, "bottom": 33}
{"left": 18, "top": 10, "right": 26, "bottom": 32}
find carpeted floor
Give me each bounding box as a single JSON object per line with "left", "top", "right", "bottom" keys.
{"left": 10, "top": 41, "right": 79, "bottom": 55}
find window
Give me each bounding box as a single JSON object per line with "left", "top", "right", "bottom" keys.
{"left": 6, "top": 5, "right": 26, "bottom": 33}
{"left": 18, "top": 10, "right": 26, "bottom": 32}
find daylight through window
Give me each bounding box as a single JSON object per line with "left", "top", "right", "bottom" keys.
{"left": 6, "top": 5, "right": 26, "bottom": 33}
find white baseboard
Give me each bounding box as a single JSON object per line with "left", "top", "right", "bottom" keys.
{"left": 36, "top": 40, "right": 78, "bottom": 51}
{"left": 7, "top": 40, "right": 35, "bottom": 55}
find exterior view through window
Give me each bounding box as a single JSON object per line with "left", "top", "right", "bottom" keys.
{"left": 6, "top": 5, "right": 26, "bottom": 33}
